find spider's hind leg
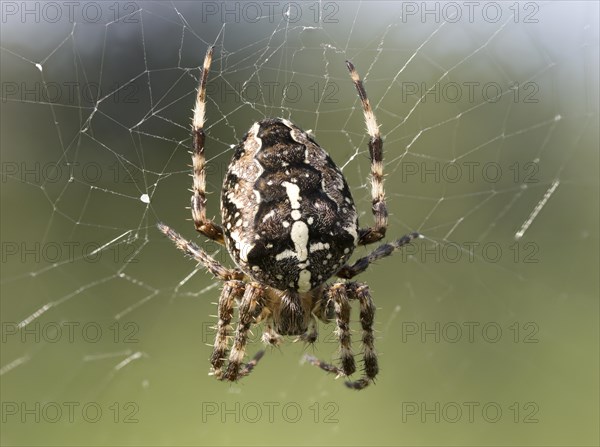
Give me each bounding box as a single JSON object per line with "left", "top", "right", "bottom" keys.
{"left": 346, "top": 60, "right": 387, "bottom": 246}
{"left": 190, "top": 46, "right": 225, "bottom": 245}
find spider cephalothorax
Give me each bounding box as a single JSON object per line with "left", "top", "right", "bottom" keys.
{"left": 158, "top": 46, "right": 420, "bottom": 389}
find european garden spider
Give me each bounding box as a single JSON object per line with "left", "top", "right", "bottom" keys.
{"left": 158, "top": 47, "right": 420, "bottom": 389}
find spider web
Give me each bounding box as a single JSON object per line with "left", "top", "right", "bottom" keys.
{"left": 1, "top": 1, "right": 598, "bottom": 445}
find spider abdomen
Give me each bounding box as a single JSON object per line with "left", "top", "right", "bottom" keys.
{"left": 221, "top": 118, "right": 358, "bottom": 292}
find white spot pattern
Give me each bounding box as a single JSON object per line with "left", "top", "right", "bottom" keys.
{"left": 278, "top": 175, "right": 314, "bottom": 291}
{"left": 298, "top": 269, "right": 311, "bottom": 292}
{"left": 290, "top": 221, "right": 309, "bottom": 262}
{"left": 282, "top": 181, "right": 301, "bottom": 210}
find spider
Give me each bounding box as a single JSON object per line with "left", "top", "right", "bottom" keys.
{"left": 158, "top": 46, "right": 420, "bottom": 390}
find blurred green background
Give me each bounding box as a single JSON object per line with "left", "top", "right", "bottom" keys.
{"left": 1, "top": 1, "right": 598, "bottom": 445}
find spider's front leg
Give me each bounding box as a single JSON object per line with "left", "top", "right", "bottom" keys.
{"left": 156, "top": 224, "right": 265, "bottom": 380}
{"left": 305, "top": 283, "right": 359, "bottom": 385}
{"left": 328, "top": 283, "right": 357, "bottom": 376}
{"left": 210, "top": 280, "right": 245, "bottom": 379}
{"left": 345, "top": 282, "right": 378, "bottom": 389}
{"left": 222, "top": 282, "right": 266, "bottom": 382}
{"left": 298, "top": 315, "right": 319, "bottom": 344}
{"left": 305, "top": 282, "right": 378, "bottom": 390}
